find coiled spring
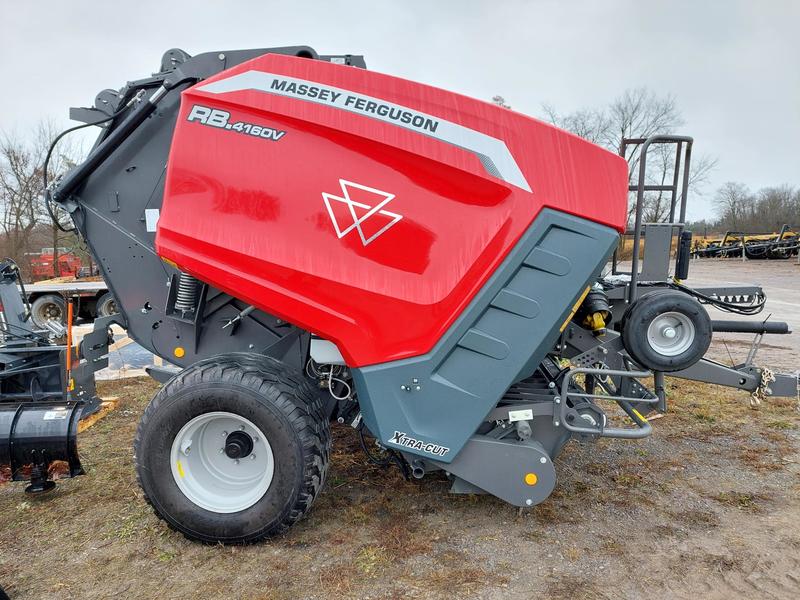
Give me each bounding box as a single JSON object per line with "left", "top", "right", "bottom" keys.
{"left": 174, "top": 272, "right": 199, "bottom": 313}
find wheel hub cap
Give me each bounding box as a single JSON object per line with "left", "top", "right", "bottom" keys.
{"left": 646, "top": 311, "right": 695, "bottom": 357}
{"left": 170, "top": 411, "right": 274, "bottom": 513}
{"left": 224, "top": 431, "right": 254, "bottom": 459}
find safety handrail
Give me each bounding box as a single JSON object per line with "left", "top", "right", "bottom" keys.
{"left": 618, "top": 135, "right": 694, "bottom": 302}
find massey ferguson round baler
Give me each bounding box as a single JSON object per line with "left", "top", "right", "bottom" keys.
{"left": 37, "top": 46, "right": 796, "bottom": 543}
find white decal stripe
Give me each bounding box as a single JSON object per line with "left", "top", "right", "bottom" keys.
{"left": 196, "top": 71, "right": 532, "bottom": 192}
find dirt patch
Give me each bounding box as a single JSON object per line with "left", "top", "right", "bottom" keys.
{"left": 1, "top": 372, "right": 799, "bottom": 599}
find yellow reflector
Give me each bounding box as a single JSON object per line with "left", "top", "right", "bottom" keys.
{"left": 176, "top": 460, "right": 185, "bottom": 478}
{"left": 632, "top": 409, "right": 648, "bottom": 423}
{"left": 173, "top": 346, "right": 186, "bottom": 358}
{"left": 524, "top": 472, "right": 538, "bottom": 486}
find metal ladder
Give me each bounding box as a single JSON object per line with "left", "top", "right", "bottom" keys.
{"left": 611, "top": 135, "right": 694, "bottom": 303}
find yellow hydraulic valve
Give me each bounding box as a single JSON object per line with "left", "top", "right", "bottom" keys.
{"left": 577, "top": 286, "right": 611, "bottom": 336}
{"left": 583, "top": 310, "right": 607, "bottom": 335}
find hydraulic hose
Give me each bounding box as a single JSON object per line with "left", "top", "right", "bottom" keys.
{"left": 49, "top": 85, "right": 169, "bottom": 204}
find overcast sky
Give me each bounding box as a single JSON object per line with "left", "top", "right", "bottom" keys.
{"left": 1, "top": 0, "right": 798, "bottom": 220}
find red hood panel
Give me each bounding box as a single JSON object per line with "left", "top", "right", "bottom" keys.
{"left": 156, "top": 54, "right": 627, "bottom": 366}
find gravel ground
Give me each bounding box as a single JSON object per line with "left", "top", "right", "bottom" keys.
{"left": 683, "top": 258, "right": 800, "bottom": 372}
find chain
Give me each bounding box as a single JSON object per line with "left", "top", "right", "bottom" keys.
{"left": 749, "top": 366, "right": 775, "bottom": 408}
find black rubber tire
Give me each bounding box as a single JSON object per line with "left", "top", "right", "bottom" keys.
{"left": 30, "top": 294, "right": 66, "bottom": 328}
{"left": 95, "top": 292, "right": 118, "bottom": 317}
{"left": 134, "top": 353, "right": 330, "bottom": 544}
{"left": 621, "top": 290, "right": 712, "bottom": 372}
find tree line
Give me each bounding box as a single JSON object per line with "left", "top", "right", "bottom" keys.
{"left": 688, "top": 182, "right": 799, "bottom": 235}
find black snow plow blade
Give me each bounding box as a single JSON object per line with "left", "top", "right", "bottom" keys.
{"left": 0, "top": 401, "right": 84, "bottom": 493}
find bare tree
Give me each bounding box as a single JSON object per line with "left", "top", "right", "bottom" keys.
{"left": 544, "top": 88, "right": 682, "bottom": 162}
{"left": 709, "top": 182, "right": 798, "bottom": 233}
{"left": 756, "top": 185, "right": 797, "bottom": 231}
{"left": 713, "top": 182, "right": 752, "bottom": 231}
{"left": 0, "top": 134, "right": 42, "bottom": 263}
{"left": 0, "top": 121, "right": 82, "bottom": 276}
{"left": 541, "top": 104, "right": 610, "bottom": 145}
{"left": 542, "top": 87, "right": 717, "bottom": 226}
{"left": 491, "top": 95, "right": 511, "bottom": 109}
{"left": 607, "top": 88, "right": 683, "bottom": 150}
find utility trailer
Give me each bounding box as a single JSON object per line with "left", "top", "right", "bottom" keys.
{"left": 23, "top": 279, "right": 115, "bottom": 329}
{"left": 3, "top": 46, "right": 796, "bottom": 543}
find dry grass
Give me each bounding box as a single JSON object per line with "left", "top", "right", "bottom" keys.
{"left": 546, "top": 576, "right": 609, "bottom": 600}
{"left": 1, "top": 375, "right": 799, "bottom": 599}
{"left": 671, "top": 509, "right": 721, "bottom": 529}
{"left": 710, "top": 491, "right": 770, "bottom": 512}
{"left": 615, "top": 235, "right": 679, "bottom": 261}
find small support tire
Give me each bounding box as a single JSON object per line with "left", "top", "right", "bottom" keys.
{"left": 621, "top": 290, "right": 711, "bottom": 372}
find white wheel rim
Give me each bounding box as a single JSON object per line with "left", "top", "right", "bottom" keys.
{"left": 170, "top": 411, "right": 274, "bottom": 513}
{"left": 646, "top": 311, "right": 695, "bottom": 357}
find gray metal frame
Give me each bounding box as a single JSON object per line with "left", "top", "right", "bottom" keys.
{"left": 614, "top": 135, "right": 692, "bottom": 301}
{"left": 0, "top": 260, "right": 99, "bottom": 414}
{"left": 558, "top": 367, "right": 654, "bottom": 439}
{"left": 49, "top": 48, "right": 367, "bottom": 383}
{"left": 597, "top": 134, "right": 798, "bottom": 415}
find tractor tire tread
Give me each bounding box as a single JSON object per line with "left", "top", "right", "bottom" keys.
{"left": 134, "top": 353, "right": 330, "bottom": 544}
